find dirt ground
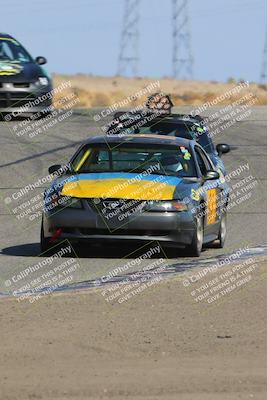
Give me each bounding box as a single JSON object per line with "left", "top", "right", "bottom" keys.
{"left": 0, "top": 259, "right": 267, "bottom": 400}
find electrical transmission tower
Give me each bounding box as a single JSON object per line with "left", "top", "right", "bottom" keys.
{"left": 172, "top": 0, "right": 194, "bottom": 80}
{"left": 117, "top": 0, "right": 140, "bottom": 76}
{"left": 260, "top": 24, "right": 267, "bottom": 83}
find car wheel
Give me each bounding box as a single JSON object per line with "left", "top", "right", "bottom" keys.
{"left": 40, "top": 219, "right": 51, "bottom": 253}
{"left": 213, "top": 213, "right": 227, "bottom": 248}
{"left": 186, "top": 215, "right": 204, "bottom": 257}
{"left": 37, "top": 111, "right": 51, "bottom": 120}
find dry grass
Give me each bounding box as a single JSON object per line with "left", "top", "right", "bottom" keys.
{"left": 52, "top": 74, "right": 267, "bottom": 108}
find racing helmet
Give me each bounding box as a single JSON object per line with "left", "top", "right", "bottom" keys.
{"left": 160, "top": 155, "right": 184, "bottom": 173}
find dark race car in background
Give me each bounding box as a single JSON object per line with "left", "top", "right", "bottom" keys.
{"left": 0, "top": 33, "right": 52, "bottom": 117}
{"left": 106, "top": 93, "right": 230, "bottom": 176}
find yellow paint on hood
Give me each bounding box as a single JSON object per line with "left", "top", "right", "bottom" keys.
{"left": 61, "top": 178, "right": 176, "bottom": 201}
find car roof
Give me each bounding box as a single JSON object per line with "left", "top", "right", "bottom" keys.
{"left": 84, "top": 134, "right": 195, "bottom": 147}
{"left": 0, "top": 33, "right": 12, "bottom": 38}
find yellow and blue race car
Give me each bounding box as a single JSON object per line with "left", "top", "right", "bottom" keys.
{"left": 41, "top": 134, "right": 230, "bottom": 257}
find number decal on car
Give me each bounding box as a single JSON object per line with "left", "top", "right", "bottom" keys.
{"left": 207, "top": 189, "right": 217, "bottom": 225}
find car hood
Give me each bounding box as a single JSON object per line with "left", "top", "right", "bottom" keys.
{"left": 52, "top": 172, "right": 197, "bottom": 201}
{"left": 0, "top": 60, "right": 47, "bottom": 83}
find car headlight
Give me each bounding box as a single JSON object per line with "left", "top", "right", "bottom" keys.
{"left": 45, "top": 193, "right": 82, "bottom": 211}
{"left": 144, "top": 200, "right": 188, "bottom": 212}
{"left": 38, "top": 77, "right": 49, "bottom": 86}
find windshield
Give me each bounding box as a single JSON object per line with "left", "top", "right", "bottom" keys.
{"left": 0, "top": 37, "right": 32, "bottom": 63}
{"left": 71, "top": 144, "right": 197, "bottom": 177}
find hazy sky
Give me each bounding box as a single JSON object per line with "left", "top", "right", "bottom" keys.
{"left": 2, "top": 0, "right": 267, "bottom": 82}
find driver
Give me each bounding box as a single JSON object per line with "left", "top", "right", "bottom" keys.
{"left": 160, "top": 155, "right": 185, "bottom": 174}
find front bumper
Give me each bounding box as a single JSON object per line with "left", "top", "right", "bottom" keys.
{"left": 0, "top": 82, "right": 52, "bottom": 115}
{"left": 43, "top": 202, "right": 196, "bottom": 247}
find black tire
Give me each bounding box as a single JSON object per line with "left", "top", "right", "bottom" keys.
{"left": 37, "top": 111, "right": 52, "bottom": 120}
{"left": 213, "top": 213, "right": 227, "bottom": 248}
{"left": 185, "top": 215, "right": 204, "bottom": 257}
{"left": 40, "top": 219, "right": 52, "bottom": 253}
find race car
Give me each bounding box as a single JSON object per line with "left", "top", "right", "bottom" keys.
{"left": 106, "top": 93, "right": 230, "bottom": 175}
{"left": 0, "top": 33, "right": 52, "bottom": 116}
{"left": 41, "top": 135, "right": 230, "bottom": 257}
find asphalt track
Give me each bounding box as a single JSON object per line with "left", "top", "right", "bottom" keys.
{"left": 0, "top": 106, "right": 266, "bottom": 297}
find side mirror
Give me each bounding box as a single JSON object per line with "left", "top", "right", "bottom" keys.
{"left": 35, "top": 56, "right": 47, "bottom": 65}
{"left": 48, "top": 164, "right": 62, "bottom": 174}
{"left": 204, "top": 170, "right": 220, "bottom": 181}
{"left": 216, "top": 143, "right": 230, "bottom": 156}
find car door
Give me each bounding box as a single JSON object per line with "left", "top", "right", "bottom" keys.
{"left": 194, "top": 145, "right": 223, "bottom": 239}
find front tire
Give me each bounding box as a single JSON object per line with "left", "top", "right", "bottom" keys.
{"left": 40, "top": 218, "right": 51, "bottom": 253}
{"left": 185, "top": 216, "right": 204, "bottom": 257}
{"left": 214, "top": 213, "right": 227, "bottom": 248}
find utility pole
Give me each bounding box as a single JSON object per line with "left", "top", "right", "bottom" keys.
{"left": 260, "top": 24, "right": 267, "bottom": 83}
{"left": 117, "top": 0, "right": 140, "bottom": 76}
{"left": 172, "top": 0, "right": 194, "bottom": 79}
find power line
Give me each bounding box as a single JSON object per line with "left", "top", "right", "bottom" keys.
{"left": 172, "top": 0, "right": 193, "bottom": 80}
{"left": 260, "top": 24, "right": 267, "bottom": 83}
{"left": 117, "top": 0, "right": 140, "bottom": 76}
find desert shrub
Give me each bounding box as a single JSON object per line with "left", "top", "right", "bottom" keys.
{"left": 91, "top": 92, "right": 112, "bottom": 107}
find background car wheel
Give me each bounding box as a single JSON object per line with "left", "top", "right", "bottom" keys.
{"left": 185, "top": 216, "right": 203, "bottom": 257}
{"left": 38, "top": 111, "right": 52, "bottom": 119}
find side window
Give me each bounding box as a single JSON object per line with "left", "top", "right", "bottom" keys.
{"left": 199, "top": 148, "right": 213, "bottom": 170}
{"left": 195, "top": 146, "right": 213, "bottom": 175}
{"left": 195, "top": 148, "right": 207, "bottom": 175}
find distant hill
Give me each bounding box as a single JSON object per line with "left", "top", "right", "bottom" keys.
{"left": 52, "top": 74, "right": 267, "bottom": 108}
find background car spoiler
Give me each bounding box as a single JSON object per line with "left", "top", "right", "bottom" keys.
{"left": 107, "top": 110, "right": 208, "bottom": 130}
{"left": 106, "top": 92, "right": 209, "bottom": 133}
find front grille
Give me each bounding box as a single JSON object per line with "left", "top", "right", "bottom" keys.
{"left": 60, "top": 228, "right": 75, "bottom": 233}
{"left": 78, "top": 228, "right": 168, "bottom": 237}
{"left": 9, "top": 92, "right": 36, "bottom": 106}
{"left": 89, "top": 198, "right": 146, "bottom": 214}
{"left": 0, "top": 91, "right": 37, "bottom": 108}
{"left": 13, "top": 82, "right": 30, "bottom": 88}
{"left": 88, "top": 198, "right": 147, "bottom": 228}
{"left": 0, "top": 92, "right": 8, "bottom": 108}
